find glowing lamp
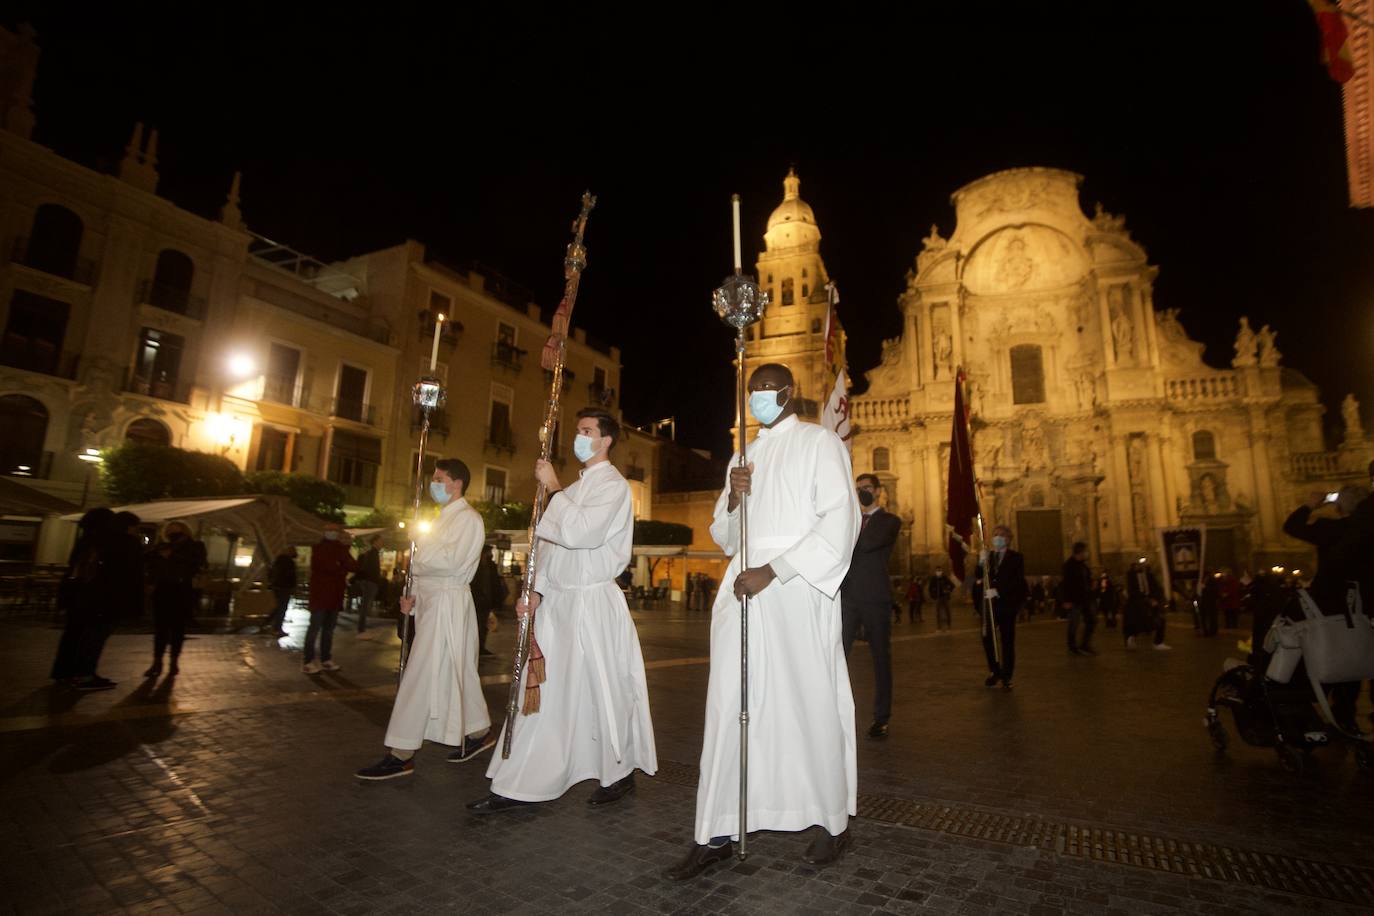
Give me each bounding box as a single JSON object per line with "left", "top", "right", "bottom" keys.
{"left": 227, "top": 353, "right": 257, "bottom": 378}
{"left": 77, "top": 448, "right": 103, "bottom": 464}
{"left": 417, "top": 520, "right": 432, "bottom": 534}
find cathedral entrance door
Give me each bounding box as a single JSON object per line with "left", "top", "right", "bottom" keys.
{"left": 1015, "top": 509, "right": 1064, "bottom": 577}
{"left": 1207, "top": 527, "right": 1237, "bottom": 572}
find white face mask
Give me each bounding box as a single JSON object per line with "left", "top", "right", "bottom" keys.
{"left": 992, "top": 536, "right": 1008, "bottom": 551}
{"left": 749, "top": 388, "right": 788, "bottom": 425}
{"left": 429, "top": 481, "right": 452, "bottom": 505}
{"left": 573, "top": 433, "right": 599, "bottom": 462}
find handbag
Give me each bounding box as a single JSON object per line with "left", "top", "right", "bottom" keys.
{"left": 1265, "top": 585, "right": 1374, "bottom": 683}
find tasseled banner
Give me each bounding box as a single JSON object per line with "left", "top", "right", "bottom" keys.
{"left": 540, "top": 299, "right": 570, "bottom": 371}
{"left": 521, "top": 628, "right": 545, "bottom": 715}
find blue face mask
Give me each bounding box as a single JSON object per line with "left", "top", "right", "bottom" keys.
{"left": 573, "top": 433, "right": 599, "bottom": 463}
{"left": 429, "top": 481, "right": 452, "bottom": 505}
{"left": 992, "top": 536, "right": 1008, "bottom": 551}
{"left": 749, "top": 388, "right": 788, "bottom": 425}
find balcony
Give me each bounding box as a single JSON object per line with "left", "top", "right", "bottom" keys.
{"left": 412, "top": 405, "right": 450, "bottom": 437}
{"left": 1292, "top": 451, "right": 1340, "bottom": 479}
{"left": 1164, "top": 374, "right": 1243, "bottom": 403}
{"left": 136, "top": 279, "right": 206, "bottom": 320}
{"left": 9, "top": 236, "right": 98, "bottom": 285}
{"left": 485, "top": 425, "right": 516, "bottom": 455}
{"left": 330, "top": 398, "right": 376, "bottom": 425}
{"left": 125, "top": 371, "right": 193, "bottom": 404}
{"left": 588, "top": 382, "right": 616, "bottom": 407}
{"left": 0, "top": 344, "right": 79, "bottom": 380}
{"left": 262, "top": 374, "right": 306, "bottom": 408}
{"left": 491, "top": 341, "right": 526, "bottom": 373}
{"left": 417, "top": 310, "right": 464, "bottom": 343}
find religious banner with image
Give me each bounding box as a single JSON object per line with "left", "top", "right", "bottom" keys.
{"left": 1158, "top": 525, "right": 1206, "bottom": 602}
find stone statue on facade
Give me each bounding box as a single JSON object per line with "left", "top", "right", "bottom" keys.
{"left": 994, "top": 236, "right": 1035, "bottom": 290}
{"left": 1092, "top": 202, "right": 1126, "bottom": 233}
{"left": 1343, "top": 393, "right": 1365, "bottom": 444}
{"left": 1022, "top": 425, "right": 1046, "bottom": 469}
{"left": 1199, "top": 474, "right": 1219, "bottom": 514}
{"left": 921, "top": 224, "right": 946, "bottom": 252}
{"left": 1256, "top": 324, "right": 1281, "bottom": 367}
{"left": 933, "top": 327, "right": 953, "bottom": 379}
{"left": 1231, "top": 317, "right": 1258, "bottom": 368}
{"left": 1111, "top": 302, "right": 1134, "bottom": 364}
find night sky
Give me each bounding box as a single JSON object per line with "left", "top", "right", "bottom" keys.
{"left": 8, "top": 2, "right": 1374, "bottom": 455}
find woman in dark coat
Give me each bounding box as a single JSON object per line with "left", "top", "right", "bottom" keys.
{"left": 144, "top": 520, "right": 207, "bottom": 677}
{"left": 51, "top": 508, "right": 115, "bottom": 687}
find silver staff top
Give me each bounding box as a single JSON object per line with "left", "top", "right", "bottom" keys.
{"left": 712, "top": 272, "right": 769, "bottom": 331}
{"left": 412, "top": 376, "right": 445, "bottom": 410}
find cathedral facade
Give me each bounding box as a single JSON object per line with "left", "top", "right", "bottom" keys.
{"left": 748, "top": 166, "right": 1371, "bottom": 578}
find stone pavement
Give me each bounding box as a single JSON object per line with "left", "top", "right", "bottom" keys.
{"left": 1, "top": 603, "right": 1372, "bottom": 915}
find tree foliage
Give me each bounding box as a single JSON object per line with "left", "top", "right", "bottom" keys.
{"left": 243, "top": 471, "right": 347, "bottom": 521}
{"left": 471, "top": 500, "right": 533, "bottom": 535}
{"left": 633, "top": 519, "right": 693, "bottom": 546}
{"left": 100, "top": 443, "right": 244, "bottom": 504}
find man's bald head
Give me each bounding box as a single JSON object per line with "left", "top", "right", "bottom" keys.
{"left": 749, "top": 363, "right": 794, "bottom": 391}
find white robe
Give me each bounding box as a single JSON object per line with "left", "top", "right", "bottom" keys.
{"left": 384, "top": 497, "right": 491, "bottom": 750}
{"left": 695, "top": 414, "right": 860, "bottom": 844}
{"left": 487, "top": 461, "right": 657, "bottom": 802}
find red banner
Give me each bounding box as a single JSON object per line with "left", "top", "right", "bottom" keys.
{"left": 945, "top": 368, "right": 979, "bottom": 578}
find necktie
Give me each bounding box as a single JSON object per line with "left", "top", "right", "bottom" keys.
{"left": 861, "top": 513, "right": 871, "bottom": 532}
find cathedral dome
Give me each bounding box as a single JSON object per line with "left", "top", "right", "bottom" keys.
{"left": 764, "top": 168, "right": 821, "bottom": 249}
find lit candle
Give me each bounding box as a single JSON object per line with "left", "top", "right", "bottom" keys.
{"left": 731, "top": 194, "right": 742, "bottom": 272}
{"left": 429, "top": 313, "right": 445, "bottom": 371}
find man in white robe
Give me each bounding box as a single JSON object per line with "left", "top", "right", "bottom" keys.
{"left": 355, "top": 458, "right": 493, "bottom": 780}
{"left": 666, "top": 363, "right": 860, "bottom": 879}
{"left": 468, "top": 407, "right": 657, "bottom": 812}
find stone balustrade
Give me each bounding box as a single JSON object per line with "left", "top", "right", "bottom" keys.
{"left": 1291, "top": 451, "right": 1340, "bottom": 478}
{"left": 851, "top": 396, "right": 910, "bottom": 425}
{"left": 1164, "top": 374, "right": 1243, "bottom": 402}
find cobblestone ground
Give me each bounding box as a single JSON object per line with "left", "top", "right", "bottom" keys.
{"left": 1, "top": 602, "right": 1371, "bottom": 915}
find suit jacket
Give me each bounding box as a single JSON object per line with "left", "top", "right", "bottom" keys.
{"left": 840, "top": 508, "right": 901, "bottom": 606}
{"left": 972, "top": 549, "right": 1028, "bottom": 615}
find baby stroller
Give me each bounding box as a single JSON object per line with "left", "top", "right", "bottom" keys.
{"left": 1204, "top": 584, "right": 1374, "bottom": 775}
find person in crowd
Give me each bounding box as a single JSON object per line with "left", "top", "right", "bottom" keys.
{"left": 928, "top": 567, "right": 954, "bottom": 631}
{"left": 1096, "top": 573, "right": 1119, "bottom": 629}
{"left": 1029, "top": 576, "right": 1047, "bottom": 622}
{"left": 470, "top": 544, "right": 507, "bottom": 657}
{"left": 1198, "top": 571, "right": 1221, "bottom": 637}
{"left": 352, "top": 534, "right": 384, "bottom": 640}
{"left": 841, "top": 473, "right": 902, "bottom": 740}
{"left": 51, "top": 508, "right": 116, "bottom": 689}
{"left": 904, "top": 576, "right": 925, "bottom": 624}
{"left": 265, "top": 546, "right": 297, "bottom": 637}
{"left": 143, "top": 520, "right": 206, "bottom": 677}
{"left": 1061, "top": 541, "right": 1096, "bottom": 655}
{"left": 1124, "top": 558, "right": 1171, "bottom": 650}
{"left": 304, "top": 521, "right": 357, "bottom": 674}
{"left": 1217, "top": 568, "right": 1242, "bottom": 629}
{"left": 973, "top": 525, "right": 1027, "bottom": 688}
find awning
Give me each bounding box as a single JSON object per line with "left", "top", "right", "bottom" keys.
{"left": 0, "top": 477, "right": 81, "bottom": 517}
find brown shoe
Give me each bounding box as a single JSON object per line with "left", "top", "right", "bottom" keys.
{"left": 802, "top": 828, "right": 851, "bottom": 866}
{"left": 663, "top": 841, "right": 734, "bottom": 880}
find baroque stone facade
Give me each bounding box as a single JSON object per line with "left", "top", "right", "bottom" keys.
{"left": 764, "top": 166, "right": 1370, "bottom": 577}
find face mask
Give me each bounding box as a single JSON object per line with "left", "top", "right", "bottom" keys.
{"left": 857, "top": 489, "right": 875, "bottom": 507}
{"left": 749, "top": 388, "right": 787, "bottom": 425}
{"left": 573, "top": 433, "right": 599, "bottom": 462}
{"left": 323, "top": 531, "right": 339, "bottom": 541}
{"left": 429, "top": 481, "right": 452, "bottom": 505}
{"left": 992, "top": 536, "right": 1008, "bottom": 551}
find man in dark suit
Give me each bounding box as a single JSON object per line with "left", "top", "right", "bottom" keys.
{"left": 972, "top": 524, "right": 1028, "bottom": 689}
{"left": 841, "top": 474, "right": 902, "bottom": 739}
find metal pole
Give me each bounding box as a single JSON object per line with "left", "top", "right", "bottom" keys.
{"left": 400, "top": 379, "right": 443, "bottom": 680}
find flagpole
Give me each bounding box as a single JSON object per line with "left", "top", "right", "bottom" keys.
{"left": 956, "top": 368, "right": 1001, "bottom": 668}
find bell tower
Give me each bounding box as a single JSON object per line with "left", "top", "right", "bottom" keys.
{"left": 744, "top": 168, "right": 834, "bottom": 420}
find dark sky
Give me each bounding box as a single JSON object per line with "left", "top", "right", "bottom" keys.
{"left": 8, "top": 2, "right": 1374, "bottom": 455}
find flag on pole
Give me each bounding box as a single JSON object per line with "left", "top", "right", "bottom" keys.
{"left": 820, "top": 282, "right": 851, "bottom": 448}
{"left": 1309, "top": 0, "right": 1356, "bottom": 83}
{"left": 945, "top": 367, "right": 979, "bottom": 580}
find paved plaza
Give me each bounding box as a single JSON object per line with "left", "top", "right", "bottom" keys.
{"left": 2, "top": 603, "right": 1372, "bottom": 915}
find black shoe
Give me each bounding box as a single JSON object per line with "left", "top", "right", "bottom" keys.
{"left": 803, "top": 828, "right": 851, "bottom": 866}
{"left": 1068, "top": 647, "right": 1081, "bottom": 655}
{"left": 1002, "top": 679, "right": 1014, "bottom": 691}
{"left": 1080, "top": 646, "right": 1097, "bottom": 656}
{"left": 663, "top": 841, "right": 735, "bottom": 880}
{"left": 984, "top": 674, "right": 1000, "bottom": 687}
{"left": 447, "top": 732, "right": 496, "bottom": 763}
{"left": 867, "top": 721, "right": 889, "bottom": 740}
{"left": 355, "top": 754, "right": 414, "bottom": 781}
{"left": 75, "top": 676, "right": 117, "bottom": 691}
{"left": 143, "top": 662, "right": 162, "bottom": 678}
{"left": 465, "top": 793, "right": 531, "bottom": 814}
{"left": 588, "top": 773, "right": 636, "bottom": 806}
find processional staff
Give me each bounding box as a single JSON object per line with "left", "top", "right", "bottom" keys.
{"left": 711, "top": 194, "right": 767, "bottom": 860}
{"left": 501, "top": 192, "right": 597, "bottom": 759}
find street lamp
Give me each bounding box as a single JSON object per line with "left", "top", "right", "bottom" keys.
{"left": 226, "top": 353, "right": 257, "bottom": 379}
{"left": 76, "top": 448, "right": 103, "bottom": 509}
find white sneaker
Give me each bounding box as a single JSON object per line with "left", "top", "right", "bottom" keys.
{"left": 302, "top": 662, "right": 322, "bottom": 674}
{"left": 321, "top": 660, "right": 342, "bottom": 671}
{"left": 1153, "top": 643, "right": 1173, "bottom": 651}
{"left": 356, "top": 631, "right": 375, "bottom": 641}
{"left": 1126, "top": 636, "right": 1137, "bottom": 650}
